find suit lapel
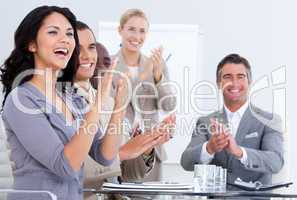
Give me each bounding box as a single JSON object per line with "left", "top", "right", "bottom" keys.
{"left": 110, "top": 51, "right": 128, "bottom": 98}
{"left": 114, "top": 50, "right": 126, "bottom": 73}
{"left": 235, "top": 106, "right": 254, "bottom": 145}
{"left": 114, "top": 50, "right": 146, "bottom": 73}
{"left": 114, "top": 50, "right": 152, "bottom": 82}
{"left": 225, "top": 106, "right": 254, "bottom": 169}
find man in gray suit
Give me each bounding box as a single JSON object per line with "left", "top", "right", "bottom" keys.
{"left": 181, "top": 54, "right": 284, "bottom": 186}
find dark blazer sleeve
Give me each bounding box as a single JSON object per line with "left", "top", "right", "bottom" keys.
{"left": 120, "top": 143, "right": 166, "bottom": 182}
{"left": 120, "top": 153, "right": 156, "bottom": 181}
{"left": 180, "top": 117, "right": 210, "bottom": 171}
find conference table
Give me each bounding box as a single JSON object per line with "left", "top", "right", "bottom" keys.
{"left": 84, "top": 188, "right": 297, "bottom": 199}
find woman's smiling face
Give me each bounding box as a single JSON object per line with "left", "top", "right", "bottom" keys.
{"left": 75, "top": 28, "right": 97, "bottom": 81}
{"left": 29, "top": 12, "right": 76, "bottom": 71}
{"left": 119, "top": 16, "right": 148, "bottom": 53}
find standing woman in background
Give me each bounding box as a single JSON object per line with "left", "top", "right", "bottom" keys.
{"left": 1, "top": 6, "right": 125, "bottom": 200}
{"left": 75, "top": 21, "right": 177, "bottom": 200}
{"left": 113, "top": 8, "right": 176, "bottom": 182}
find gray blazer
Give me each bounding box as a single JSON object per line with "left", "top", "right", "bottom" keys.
{"left": 2, "top": 82, "right": 114, "bottom": 200}
{"left": 181, "top": 106, "right": 284, "bottom": 185}
{"left": 112, "top": 51, "right": 176, "bottom": 182}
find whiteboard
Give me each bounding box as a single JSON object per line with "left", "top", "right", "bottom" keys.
{"left": 97, "top": 22, "right": 203, "bottom": 163}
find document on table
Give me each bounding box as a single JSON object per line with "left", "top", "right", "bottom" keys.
{"left": 102, "top": 182, "right": 193, "bottom": 191}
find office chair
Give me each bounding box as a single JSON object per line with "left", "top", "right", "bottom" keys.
{"left": 0, "top": 119, "right": 57, "bottom": 200}
{"left": 272, "top": 128, "right": 290, "bottom": 194}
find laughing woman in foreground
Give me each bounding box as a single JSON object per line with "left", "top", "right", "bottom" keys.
{"left": 1, "top": 5, "right": 125, "bottom": 200}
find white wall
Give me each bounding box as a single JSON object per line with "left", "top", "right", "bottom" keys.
{"left": 1, "top": 0, "right": 296, "bottom": 192}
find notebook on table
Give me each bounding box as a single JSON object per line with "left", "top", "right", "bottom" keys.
{"left": 228, "top": 178, "right": 293, "bottom": 191}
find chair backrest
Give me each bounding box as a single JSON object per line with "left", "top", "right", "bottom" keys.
{"left": 0, "top": 120, "right": 57, "bottom": 200}
{"left": 0, "top": 119, "right": 13, "bottom": 189}
{"left": 0, "top": 119, "right": 13, "bottom": 200}
{"left": 272, "top": 129, "right": 289, "bottom": 193}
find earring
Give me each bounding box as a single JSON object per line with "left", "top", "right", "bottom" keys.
{"left": 29, "top": 45, "right": 36, "bottom": 53}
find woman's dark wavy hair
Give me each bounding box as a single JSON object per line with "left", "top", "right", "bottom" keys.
{"left": 0, "top": 5, "right": 80, "bottom": 107}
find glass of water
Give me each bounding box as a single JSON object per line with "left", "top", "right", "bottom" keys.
{"left": 205, "top": 165, "right": 216, "bottom": 192}
{"left": 194, "top": 164, "right": 216, "bottom": 193}
{"left": 193, "top": 164, "right": 207, "bottom": 192}
{"left": 215, "top": 167, "right": 227, "bottom": 193}
{"left": 221, "top": 168, "right": 227, "bottom": 192}
{"left": 194, "top": 165, "right": 227, "bottom": 193}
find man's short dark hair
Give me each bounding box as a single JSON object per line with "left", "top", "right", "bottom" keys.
{"left": 216, "top": 53, "right": 252, "bottom": 84}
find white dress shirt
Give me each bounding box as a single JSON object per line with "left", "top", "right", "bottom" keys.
{"left": 200, "top": 101, "right": 249, "bottom": 165}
